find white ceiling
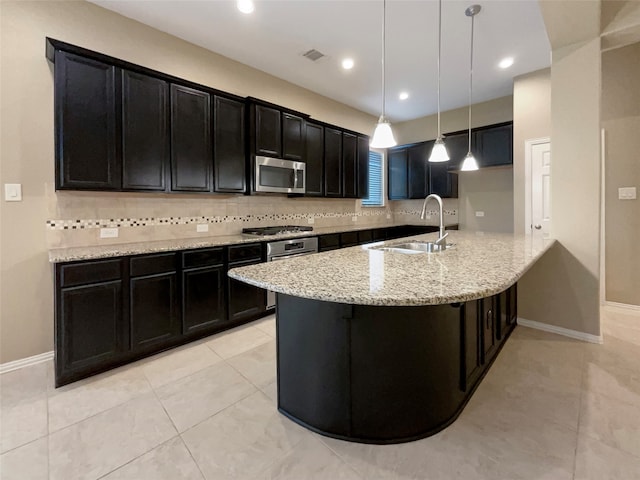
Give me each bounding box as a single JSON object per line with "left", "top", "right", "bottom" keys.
{"left": 91, "top": 0, "right": 550, "bottom": 123}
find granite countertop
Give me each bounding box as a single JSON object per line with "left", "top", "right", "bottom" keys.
{"left": 228, "top": 231, "right": 555, "bottom": 306}
{"left": 48, "top": 222, "right": 457, "bottom": 263}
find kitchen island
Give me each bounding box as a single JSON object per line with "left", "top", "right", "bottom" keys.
{"left": 229, "top": 231, "right": 554, "bottom": 444}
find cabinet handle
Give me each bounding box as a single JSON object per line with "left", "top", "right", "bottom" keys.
{"left": 486, "top": 310, "right": 492, "bottom": 329}
{"left": 534, "top": 225, "right": 542, "bottom": 230}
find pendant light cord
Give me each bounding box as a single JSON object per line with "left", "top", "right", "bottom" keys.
{"left": 381, "top": 0, "right": 387, "bottom": 119}
{"left": 437, "top": 0, "right": 442, "bottom": 138}
{"left": 468, "top": 11, "right": 474, "bottom": 153}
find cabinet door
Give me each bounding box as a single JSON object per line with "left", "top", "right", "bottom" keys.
{"left": 304, "top": 121, "right": 324, "bottom": 196}
{"left": 228, "top": 260, "right": 266, "bottom": 323}
{"left": 428, "top": 137, "right": 458, "bottom": 198}
{"left": 55, "top": 51, "right": 120, "bottom": 190}
{"left": 342, "top": 132, "right": 358, "bottom": 198}
{"left": 214, "top": 96, "right": 246, "bottom": 193}
{"left": 408, "top": 143, "right": 429, "bottom": 199}
{"left": 183, "top": 265, "right": 226, "bottom": 335}
{"left": 282, "top": 113, "right": 304, "bottom": 161}
{"left": 461, "top": 299, "right": 482, "bottom": 391}
{"left": 170, "top": 84, "right": 212, "bottom": 192}
{"left": 445, "top": 132, "right": 470, "bottom": 172}
{"left": 254, "top": 105, "right": 282, "bottom": 157}
{"left": 130, "top": 272, "right": 180, "bottom": 351}
{"left": 324, "top": 127, "right": 343, "bottom": 197}
{"left": 358, "top": 229, "right": 373, "bottom": 245}
{"left": 481, "top": 296, "right": 497, "bottom": 363}
{"left": 356, "top": 135, "right": 369, "bottom": 199}
{"left": 57, "top": 280, "right": 126, "bottom": 384}
{"left": 340, "top": 231, "right": 358, "bottom": 247}
{"left": 388, "top": 148, "right": 408, "bottom": 199}
{"left": 476, "top": 123, "right": 513, "bottom": 167}
{"left": 122, "top": 70, "right": 168, "bottom": 191}
{"left": 318, "top": 234, "right": 340, "bottom": 251}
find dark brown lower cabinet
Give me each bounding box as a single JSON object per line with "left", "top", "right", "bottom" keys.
{"left": 130, "top": 271, "right": 180, "bottom": 352}
{"left": 228, "top": 259, "right": 266, "bottom": 323}
{"left": 462, "top": 299, "right": 482, "bottom": 392}
{"left": 182, "top": 265, "right": 226, "bottom": 335}
{"left": 481, "top": 296, "right": 498, "bottom": 363}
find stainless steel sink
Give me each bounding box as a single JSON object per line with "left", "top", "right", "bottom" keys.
{"left": 371, "top": 241, "right": 454, "bottom": 254}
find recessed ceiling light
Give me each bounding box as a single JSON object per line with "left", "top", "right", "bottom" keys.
{"left": 499, "top": 57, "right": 514, "bottom": 69}
{"left": 237, "top": 0, "right": 254, "bottom": 14}
{"left": 341, "top": 58, "right": 354, "bottom": 70}
{"left": 399, "top": 92, "right": 409, "bottom": 100}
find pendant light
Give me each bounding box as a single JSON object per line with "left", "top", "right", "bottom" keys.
{"left": 370, "top": 0, "right": 397, "bottom": 148}
{"left": 460, "top": 4, "right": 481, "bottom": 171}
{"left": 428, "top": 0, "right": 449, "bottom": 162}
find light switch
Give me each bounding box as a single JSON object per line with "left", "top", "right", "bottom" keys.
{"left": 196, "top": 224, "right": 209, "bottom": 233}
{"left": 475, "top": 211, "right": 485, "bottom": 217}
{"left": 4, "top": 184, "right": 22, "bottom": 202}
{"left": 618, "top": 187, "right": 637, "bottom": 200}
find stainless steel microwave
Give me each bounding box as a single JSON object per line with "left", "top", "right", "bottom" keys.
{"left": 254, "top": 156, "right": 305, "bottom": 194}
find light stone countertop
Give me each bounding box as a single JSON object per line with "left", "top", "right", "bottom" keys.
{"left": 228, "top": 231, "right": 555, "bottom": 306}
{"left": 48, "top": 222, "right": 457, "bottom": 263}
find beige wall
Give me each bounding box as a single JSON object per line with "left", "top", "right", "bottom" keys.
{"left": 0, "top": 0, "right": 380, "bottom": 363}
{"left": 513, "top": 69, "right": 552, "bottom": 234}
{"left": 602, "top": 41, "right": 640, "bottom": 305}
{"left": 518, "top": 37, "right": 602, "bottom": 337}
{"left": 392, "top": 96, "right": 514, "bottom": 233}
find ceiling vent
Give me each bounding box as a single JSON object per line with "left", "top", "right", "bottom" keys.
{"left": 302, "top": 49, "right": 325, "bottom": 62}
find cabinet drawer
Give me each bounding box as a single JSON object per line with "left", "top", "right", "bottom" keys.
{"left": 228, "top": 243, "right": 262, "bottom": 264}
{"left": 59, "top": 259, "right": 122, "bottom": 288}
{"left": 130, "top": 253, "right": 176, "bottom": 277}
{"left": 340, "top": 231, "right": 359, "bottom": 247}
{"left": 318, "top": 234, "right": 340, "bottom": 251}
{"left": 182, "top": 247, "right": 224, "bottom": 269}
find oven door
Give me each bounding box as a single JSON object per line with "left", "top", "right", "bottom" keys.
{"left": 255, "top": 156, "right": 305, "bottom": 194}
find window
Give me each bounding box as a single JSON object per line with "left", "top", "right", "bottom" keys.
{"left": 362, "top": 150, "right": 384, "bottom": 207}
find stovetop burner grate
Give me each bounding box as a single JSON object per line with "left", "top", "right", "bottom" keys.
{"left": 242, "top": 225, "right": 314, "bottom": 236}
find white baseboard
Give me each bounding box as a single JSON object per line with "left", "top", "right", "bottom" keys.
{"left": 0, "top": 351, "right": 53, "bottom": 375}
{"left": 517, "top": 318, "right": 603, "bottom": 344}
{"left": 604, "top": 301, "right": 640, "bottom": 314}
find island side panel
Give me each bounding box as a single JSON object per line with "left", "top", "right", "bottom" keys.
{"left": 276, "top": 294, "right": 353, "bottom": 437}
{"left": 349, "top": 303, "right": 464, "bottom": 442}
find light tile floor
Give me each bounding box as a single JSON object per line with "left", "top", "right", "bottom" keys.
{"left": 1, "top": 308, "right": 639, "bottom": 479}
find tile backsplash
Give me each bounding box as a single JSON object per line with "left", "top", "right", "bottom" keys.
{"left": 45, "top": 184, "right": 458, "bottom": 248}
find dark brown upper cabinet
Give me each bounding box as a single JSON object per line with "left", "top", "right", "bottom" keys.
{"left": 170, "top": 84, "right": 213, "bottom": 192}
{"left": 304, "top": 121, "right": 324, "bottom": 196}
{"left": 474, "top": 122, "right": 513, "bottom": 167}
{"left": 121, "top": 70, "right": 169, "bottom": 191}
{"left": 426, "top": 140, "right": 458, "bottom": 198}
{"left": 282, "top": 113, "right": 304, "bottom": 161}
{"left": 356, "top": 135, "right": 369, "bottom": 199}
{"left": 214, "top": 96, "right": 246, "bottom": 193}
{"left": 407, "top": 143, "right": 429, "bottom": 199}
{"left": 342, "top": 132, "right": 358, "bottom": 198}
{"left": 253, "top": 104, "right": 282, "bottom": 157}
{"left": 54, "top": 50, "right": 120, "bottom": 190}
{"left": 324, "top": 127, "right": 343, "bottom": 197}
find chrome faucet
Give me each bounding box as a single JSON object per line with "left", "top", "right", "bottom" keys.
{"left": 420, "top": 194, "right": 448, "bottom": 246}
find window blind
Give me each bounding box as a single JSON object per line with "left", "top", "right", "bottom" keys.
{"left": 362, "top": 151, "right": 383, "bottom": 207}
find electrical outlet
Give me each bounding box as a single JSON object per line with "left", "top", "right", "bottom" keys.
{"left": 424, "top": 215, "right": 432, "bottom": 220}
{"left": 475, "top": 211, "right": 485, "bottom": 217}
{"left": 386, "top": 214, "right": 391, "bottom": 219}
{"left": 4, "top": 184, "right": 22, "bottom": 202}
{"left": 352, "top": 216, "right": 357, "bottom": 222}
{"left": 100, "top": 228, "right": 118, "bottom": 238}
{"left": 307, "top": 217, "right": 315, "bottom": 224}
{"left": 618, "top": 187, "right": 637, "bottom": 200}
{"left": 196, "top": 223, "right": 209, "bottom": 233}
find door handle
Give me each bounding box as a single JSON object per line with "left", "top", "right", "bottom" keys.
{"left": 534, "top": 225, "right": 542, "bottom": 230}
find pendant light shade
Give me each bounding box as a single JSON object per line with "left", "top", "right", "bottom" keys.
{"left": 370, "top": 0, "right": 396, "bottom": 148}
{"left": 462, "top": 4, "right": 481, "bottom": 172}
{"left": 429, "top": 0, "right": 449, "bottom": 163}
{"left": 460, "top": 152, "right": 479, "bottom": 171}
{"left": 371, "top": 116, "right": 397, "bottom": 148}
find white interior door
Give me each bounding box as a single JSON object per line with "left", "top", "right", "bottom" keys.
{"left": 525, "top": 139, "right": 551, "bottom": 237}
